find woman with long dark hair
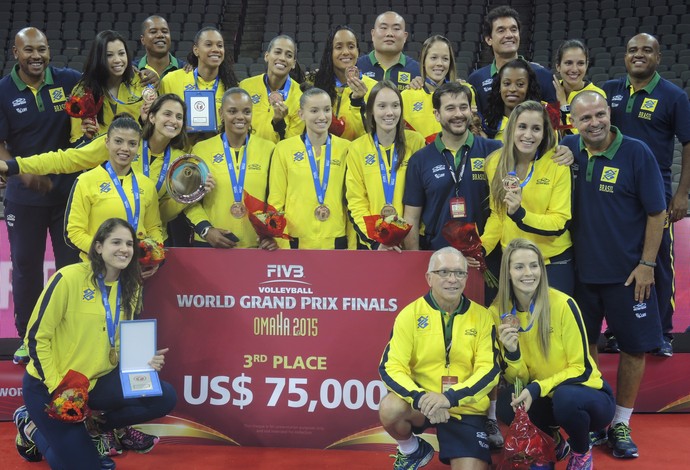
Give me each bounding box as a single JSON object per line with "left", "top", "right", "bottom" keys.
{"left": 14, "top": 218, "right": 177, "bottom": 469}
{"left": 313, "top": 25, "right": 377, "bottom": 141}
{"left": 346, "top": 80, "right": 425, "bottom": 250}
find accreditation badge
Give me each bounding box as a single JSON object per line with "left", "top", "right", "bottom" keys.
{"left": 185, "top": 89, "right": 217, "bottom": 133}
{"left": 449, "top": 197, "right": 466, "bottom": 218}
{"left": 441, "top": 375, "right": 458, "bottom": 393}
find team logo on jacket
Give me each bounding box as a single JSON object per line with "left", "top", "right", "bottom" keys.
{"left": 248, "top": 163, "right": 261, "bottom": 171}
{"left": 413, "top": 101, "right": 423, "bottom": 112}
{"left": 633, "top": 302, "right": 647, "bottom": 319}
{"left": 398, "top": 72, "right": 411, "bottom": 84}
{"left": 417, "top": 315, "right": 429, "bottom": 329}
{"left": 641, "top": 98, "right": 658, "bottom": 112}
{"left": 213, "top": 153, "right": 224, "bottom": 164}
{"left": 251, "top": 93, "right": 261, "bottom": 104}
{"left": 471, "top": 158, "right": 484, "bottom": 171}
{"left": 293, "top": 151, "right": 304, "bottom": 162}
{"left": 365, "top": 154, "right": 375, "bottom": 165}
{"left": 50, "top": 88, "right": 66, "bottom": 103}
{"left": 600, "top": 166, "right": 619, "bottom": 184}
{"left": 100, "top": 182, "right": 111, "bottom": 193}
{"left": 12, "top": 98, "right": 26, "bottom": 107}
{"left": 465, "top": 328, "right": 477, "bottom": 337}
{"left": 83, "top": 288, "right": 95, "bottom": 302}
{"left": 536, "top": 177, "right": 550, "bottom": 185}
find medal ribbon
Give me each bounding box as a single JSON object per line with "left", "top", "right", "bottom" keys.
{"left": 104, "top": 162, "right": 140, "bottom": 229}
{"left": 193, "top": 68, "right": 220, "bottom": 94}
{"left": 108, "top": 84, "right": 142, "bottom": 105}
{"left": 263, "top": 74, "right": 292, "bottom": 102}
{"left": 374, "top": 134, "right": 398, "bottom": 206}
{"left": 514, "top": 152, "right": 539, "bottom": 189}
{"left": 96, "top": 275, "right": 121, "bottom": 350}
{"left": 304, "top": 134, "right": 332, "bottom": 205}
{"left": 500, "top": 301, "right": 535, "bottom": 333}
{"left": 222, "top": 133, "right": 248, "bottom": 204}
{"left": 141, "top": 141, "right": 172, "bottom": 192}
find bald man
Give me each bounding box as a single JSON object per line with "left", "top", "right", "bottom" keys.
{"left": 602, "top": 33, "right": 690, "bottom": 358}
{"left": 357, "top": 11, "right": 420, "bottom": 91}
{"left": 562, "top": 91, "right": 666, "bottom": 459}
{"left": 0, "top": 27, "right": 81, "bottom": 366}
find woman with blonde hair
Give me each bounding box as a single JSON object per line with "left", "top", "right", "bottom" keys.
{"left": 491, "top": 238, "right": 614, "bottom": 470}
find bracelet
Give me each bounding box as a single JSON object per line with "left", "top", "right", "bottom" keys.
{"left": 639, "top": 259, "right": 657, "bottom": 267}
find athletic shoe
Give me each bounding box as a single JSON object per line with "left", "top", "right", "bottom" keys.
{"left": 553, "top": 429, "right": 571, "bottom": 461}
{"left": 13, "top": 344, "right": 29, "bottom": 365}
{"left": 92, "top": 433, "right": 114, "bottom": 457}
{"left": 100, "top": 455, "right": 117, "bottom": 470}
{"left": 608, "top": 422, "right": 639, "bottom": 458}
{"left": 603, "top": 336, "right": 620, "bottom": 353}
{"left": 652, "top": 338, "right": 673, "bottom": 357}
{"left": 485, "top": 418, "right": 504, "bottom": 449}
{"left": 392, "top": 436, "right": 434, "bottom": 469}
{"left": 566, "top": 450, "right": 593, "bottom": 470}
{"left": 117, "top": 426, "right": 160, "bottom": 454}
{"left": 102, "top": 430, "right": 123, "bottom": 456}
{"left": 13, "top": 406, "right": 42, "bottom": 462}
{"left": 589, "top": 428, "right": 608, "bottom": 447}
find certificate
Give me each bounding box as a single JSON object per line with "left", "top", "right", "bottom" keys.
{"left": 119, "top": 319, "right": 163, "bottom": 398}
{"left": 185, "top": 89, "right": 217, "bottom": 133}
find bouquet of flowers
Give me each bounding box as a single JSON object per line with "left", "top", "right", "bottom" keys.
{"left": 363, "top": 214, "right": 412, "bottom": 247}
{"left": 64, "top": 88, "right": 103, "bottom": 119}
{"left": 244, "top": 192, "right": 292, "bottom": 240}
{"left": 138, "top": 236, "right": 166, "bottom": 267}
{"left": 441, "top": 220, "right": 498, "bottom": 288}
{"left": 498, "top": 378, "right": 556, "bottom": 469}
{"left": 45, "top": 369, "right": 91, "bottom": 422}
{"left": 544, "top": 102, "right": 573, "bottom": 132}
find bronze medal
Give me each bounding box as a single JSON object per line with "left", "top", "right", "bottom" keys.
{"left": 380, "top": 204, "right": 397, "bottom": 218}
{"left": 109, "top": 347, "right": 119, "bottom": 366}
{"left": 268, "top": 91, "right": 284, "bottom": 105}
{"left": 346, "top": 66, "right": 360, "bottom": 80}
{"left": 314, "top": 205, "right": 331, "bottom": 221}
{"left": 502, "top": 314, "right": 521, "bottom": 330}
{"left": 230, "top": 202, "right": 247, "bottom": 218}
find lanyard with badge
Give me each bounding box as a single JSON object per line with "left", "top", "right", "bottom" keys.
{"left": 185, "top": 69, "right": 220, "bottom": 133}
{"left": 305, "top": 134, "right": 332, "bottom": 222}
{"left": 104, "top": 162, "right": 140, "bottom": 229}
{"left": 374, "top": 134, "right": 399, "bottom": 217}
{"left": 441, "top": 146, "right": 469, "bottom": 218}
{"left": 430, "top": 294, "right": 465, "bottom": 392}
{"left": 141, "top": 141, "right": 172, "bottom": 193}
{"left": 222, "top": 133, "right": 249, "bottom": 218}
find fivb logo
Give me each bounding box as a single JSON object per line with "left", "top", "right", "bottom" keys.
{"left": 267, "top": 264, "right": 304, "bottom": 279}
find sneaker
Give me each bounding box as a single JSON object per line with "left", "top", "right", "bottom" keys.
{"left": 392, "top": 436, "right": 434, "bottom": 469}
{"left": 485, "top": 418, "right": 504, "bottom": 449}
{"left": 14, "top": 405, "right": 42, "bottom": 462}
{"left": 92, "top": 433, "right": 115, "bottom": 457}
{"left": 102, "top": 430, "right": 123, "bottom": 456}
{"left": 117, "top": 426, "right": 160, "bottom": 454}
{"left": 603, "top": 336, "right": 620, "bottom": 353}
{"left": 553, "top": 430, "right": 571, "bottom": 461}
{"left": 652, "top": 338, "right": 673, "bottom": 357}
{"left": 589, "top": 428, "right": 608, "bottom": 447}
{"left": 608, "top": 422, "right": 639, "bottom": 458}
{"left": 566, "top": 450, "right": 593, "bottom": 470}
{"left": 100, "top": 455, "right": 117, "bottom": 470}
{"left": 13, "top": 344, "right": 29, "bottom": 365}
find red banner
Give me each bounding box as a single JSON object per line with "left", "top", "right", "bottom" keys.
{"left": 142, "top": 248, "right": 481, "bottom": 448}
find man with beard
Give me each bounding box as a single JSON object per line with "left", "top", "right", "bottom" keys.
{"left": 602, "top": 33, "right": 690, "bottom": 358}
{"left": 0, "top": 27, "right": 81, "bottom": 365}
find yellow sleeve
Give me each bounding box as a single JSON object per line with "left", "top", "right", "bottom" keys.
{"left": 480, "top": 152, "right": 502, "bottom": 256}
{"left": 489, "top": 305, "right": 530, "bottom": 386}
{"left": 142, "top": 180, "right": 164, "bottom": 244}
{"left": 17, "top": 135, "right": 108, "bottom": 175}
{"left": 65, "top": 175, "right": 93, "bottom": 255}
{"left": 345, "top": 139, "right": 375, "bottom": 248}
{"left": 267, "top": 144, "right": 289, "bottom": 213}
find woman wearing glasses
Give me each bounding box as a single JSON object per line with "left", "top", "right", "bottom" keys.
{"left": 491, "top": 238, "right": 614, "bottom": 470}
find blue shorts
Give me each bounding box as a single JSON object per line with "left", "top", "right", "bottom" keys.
{"left": 575, "top": 281, "right": 663, "bottom": 353}
{"left": 413, "top": 415, "right": 491, "bottom": 465}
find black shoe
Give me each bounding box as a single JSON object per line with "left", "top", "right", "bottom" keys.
{"left": 603, "top": 336, "right": 620, "bottom": 353}
{"left": 652, "top": 338, "right": 673, "bottom": 357}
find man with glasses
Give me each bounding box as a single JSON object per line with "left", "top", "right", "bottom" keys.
{"left": 378, "top": 247, "right": 500, "bottom": 470}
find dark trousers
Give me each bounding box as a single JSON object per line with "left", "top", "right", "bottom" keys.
{"left": 497, "top": 382, "right": 615, "bottom": 454}
{"left": 5, "top": 201, "right": 80, "bottom": 338}
{"left": 656, "top": 224, "right": 674, "bottom": 336}
{"left": 23, "top": 369, "right": 177, "bottom": 469}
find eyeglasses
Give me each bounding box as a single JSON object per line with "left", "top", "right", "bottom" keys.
{"left": 430, "top": 270, "right": 468, "bottom": 279}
